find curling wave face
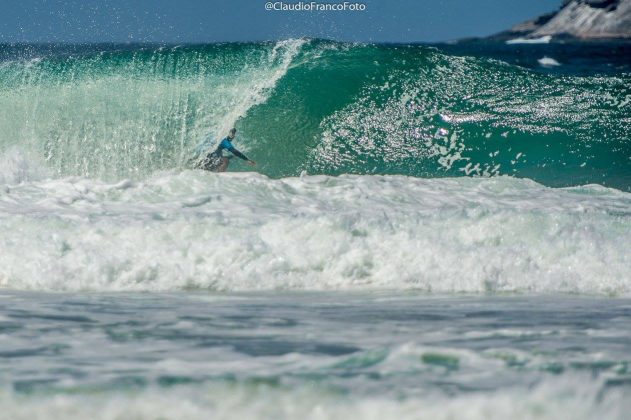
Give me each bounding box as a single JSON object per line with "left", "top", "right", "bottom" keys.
{"left": 1, "top": 171, "right": 629, "bottom": 294}
{"left": 0, "top": 40, "right": 629, "bottom": 188}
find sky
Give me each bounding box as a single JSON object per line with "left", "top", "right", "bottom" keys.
{"left": 1, "top": 0, "right": 561, "bottom": 43}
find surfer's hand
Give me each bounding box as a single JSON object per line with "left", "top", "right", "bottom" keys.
{"left": 247, "top": 160, "right": 256, "bottom": 167}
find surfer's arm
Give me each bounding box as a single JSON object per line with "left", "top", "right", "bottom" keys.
{"left": 227, "top": 147, "right": 252, "bottom": 162}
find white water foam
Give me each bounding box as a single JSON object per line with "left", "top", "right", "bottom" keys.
{"left": 1, "top": 374, "right": 628, "bottom": 420}
{"left": 506, "top": 35, "right": 552, "bottom": 45}
{"left": 0, "top": 147, "right": 47, "bottom": 185}
{"left": 1, "top": 171, "right": 629, "bottom": 293}
{"left": 538, "top": 56, "right": 561, "bottom": 67}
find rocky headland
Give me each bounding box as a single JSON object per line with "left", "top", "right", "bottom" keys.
{"left": 490, "top": 0, "right": 631, "bottom": 41}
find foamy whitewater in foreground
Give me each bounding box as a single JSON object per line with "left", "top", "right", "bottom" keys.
{"left": 1, "top": 170, "right": 630, "bottom": 294}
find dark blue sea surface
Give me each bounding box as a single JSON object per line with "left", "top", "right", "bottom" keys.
{"left": 436, "top": 40, "right": 631, "bottom": 76}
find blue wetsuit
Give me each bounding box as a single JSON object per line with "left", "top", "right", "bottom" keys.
{"left": 199, "top": 137, "right": 250, "bottom": 171}
{"left": 215, "top": 138, "right": 249, "bottom": 161}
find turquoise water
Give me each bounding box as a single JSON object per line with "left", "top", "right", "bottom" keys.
{"left": 1, "top": 40, "right": 629, "bottom": 188}
{"left": 1, "top": 40, "right": 630, "bottom": 419}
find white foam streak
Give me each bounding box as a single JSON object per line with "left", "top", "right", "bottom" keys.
{"left": 538, "top": 56, "right": 562, "bottom": 67}
{"left": 506, "top": 35, "right": 552, "bottom": 44}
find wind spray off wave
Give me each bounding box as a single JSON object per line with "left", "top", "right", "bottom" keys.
{"left": 0, "top": 40, "right": 304, "bottom": 181}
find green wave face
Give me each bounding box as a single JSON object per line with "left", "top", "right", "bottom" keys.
{"left": 0, "top": 41, "right": 304, "bottom": 179}
{"left": 1, "top": 40, "right": 630, "bottom": 189}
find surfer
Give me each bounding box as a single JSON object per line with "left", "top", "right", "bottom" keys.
{"left": 196, "top": 128, "right": 256, "bottom": 172}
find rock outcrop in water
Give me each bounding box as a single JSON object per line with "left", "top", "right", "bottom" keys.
{"left": 491, "top": 0, "right": 631, "bottom": 40}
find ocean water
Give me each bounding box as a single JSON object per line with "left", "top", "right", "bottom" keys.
{"left": 2, "top": 292, "right": 631, "bottom": 420}
{"left": 0, "top": 39, "right": 630, "bottom": 419}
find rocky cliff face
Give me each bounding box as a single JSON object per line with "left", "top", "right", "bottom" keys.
{"left": 492, "top": 0, "right": 631, "bottom": 40}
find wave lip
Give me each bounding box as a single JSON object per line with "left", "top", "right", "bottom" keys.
{"left": 1, "top": 172, "right": 630, "bottom": 294}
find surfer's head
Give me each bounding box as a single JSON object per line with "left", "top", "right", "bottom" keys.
{"left": 228, "top": 128, "right": 236, "bottom": 139}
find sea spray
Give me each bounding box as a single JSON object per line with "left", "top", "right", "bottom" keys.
{"left": 0, "top": 40, "right": 305, "bottom": 179}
